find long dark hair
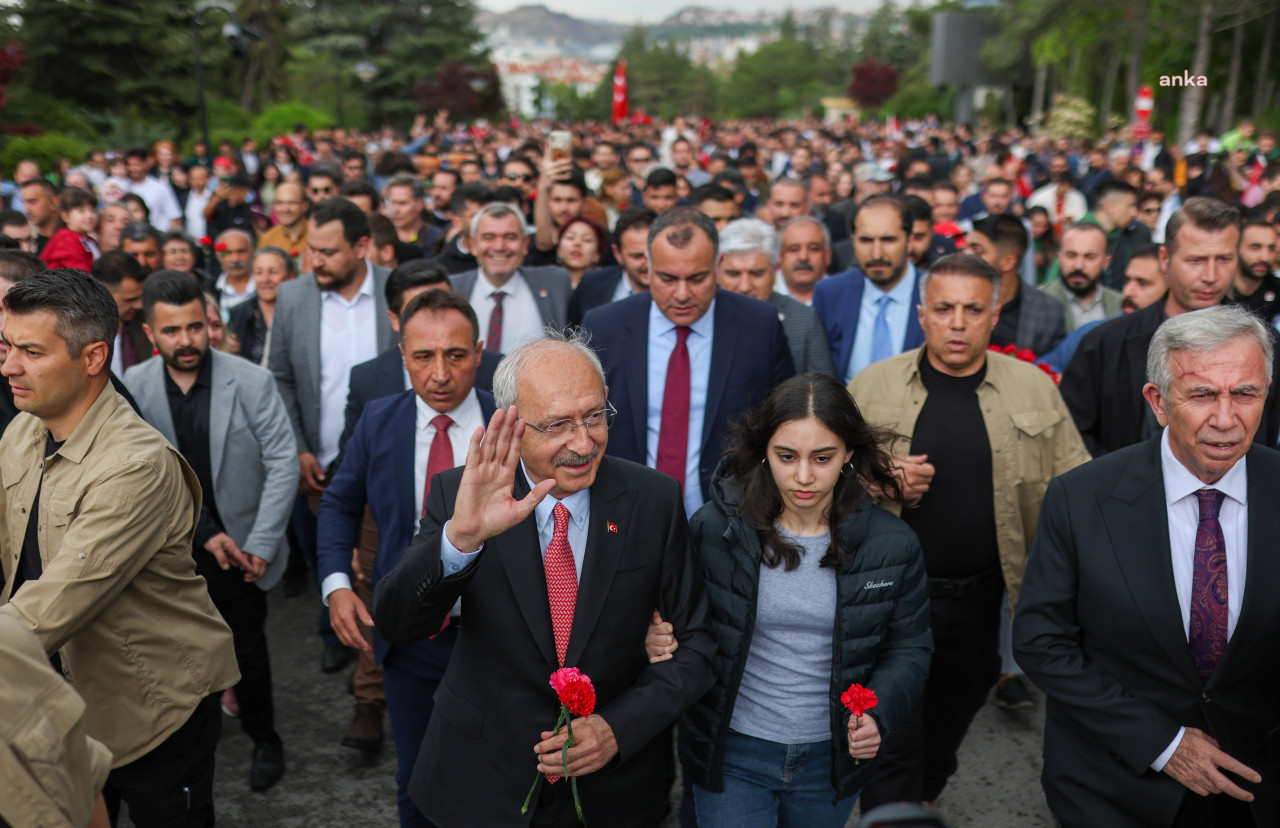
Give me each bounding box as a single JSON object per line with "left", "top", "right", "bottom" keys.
{"left": 725, "top": 373, "right": 903, "bottom": 571}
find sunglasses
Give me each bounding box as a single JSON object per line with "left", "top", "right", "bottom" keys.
{"left": 504, "top": 172, "right": 533, "bottom": 182}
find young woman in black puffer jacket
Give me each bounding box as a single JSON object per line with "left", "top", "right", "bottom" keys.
{"left": 678, "top": 373, "right": 932, "bottom": 828}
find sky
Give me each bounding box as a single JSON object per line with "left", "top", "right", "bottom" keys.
{"left": 477, "top": 0, "right": 885, "bottom": 25}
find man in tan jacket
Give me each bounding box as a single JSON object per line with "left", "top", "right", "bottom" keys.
{"left": 0, "top": 268, "right": 239, "bottom": 827}
{"left": 848, "top": 253, "right": 1091, "bottom": 814}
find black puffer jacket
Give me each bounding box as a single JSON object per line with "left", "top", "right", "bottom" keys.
{"left": 679, "top": 462, "right": 932, "bottom": 801}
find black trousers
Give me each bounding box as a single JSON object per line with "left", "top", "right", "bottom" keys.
{"left": 861, "top": 571, "right": 1004, "bottom": 809}
{"left": 195, "top": 548, "right": 278, "bottom": 745}
{"left": 529, "top": 775, "right": 586, "bottom": 828}
{"left": 104, "top": 693, "right": 221, "bottom": 828}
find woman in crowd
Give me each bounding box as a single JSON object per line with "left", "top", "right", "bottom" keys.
{"left": 1027, "top": 205, "right": 1057, "bottom": 284}
{"left": 556, "top": 215, "right": 606, "bottom": 290}
{"left": 120, "top": 193, "right": 150, "bottom": 226}
{"left": 833, "top": 168, "right": 856, "bottom": 202}
{"left": 256, "top": 161, "right": 281, "bottom": 215}
{"left": 152, "top": 140, "right": 179, "bottom": 179}
{"left": 598, "top": 167, "right": 632, "bottom": 229}
{"left": 680, "top": 373, "right": 932, "bottom": 828}
{"left": 161, "top": 231, "right": 200, "bottom": 275}
{"left": 229, "top": 246, "right": 296, "bottom": 366}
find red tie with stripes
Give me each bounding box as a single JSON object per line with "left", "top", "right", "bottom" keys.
{"left": 422, "top": 415, "right": 453, "bottom": 517}
{"left": 655, "top": 326, "right": 691, "bottom": 490}
{"left": 543, "top": 502, "right": 577, "bottom": 785}
{"left": 486, "top": 290, "right": 506, "bottom": 354}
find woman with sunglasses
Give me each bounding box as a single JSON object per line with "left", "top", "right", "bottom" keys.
{"left": 680, "top": 373, "right": 931, "bottom": 828}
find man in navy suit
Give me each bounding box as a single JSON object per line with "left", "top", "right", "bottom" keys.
{"left": 318, "top": 289, "right": 496, "bottom": 828}
{"left": 567, "top": 206, "right": 657, "bottom": 326}
{"left": 814, "top": 196, "right": 925, "bottom": 384}
{"left": 582, "top": 207, "right": 794, "bottom": 517}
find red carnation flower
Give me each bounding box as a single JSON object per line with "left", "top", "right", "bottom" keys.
{"left": 1001, "top": 343, "right": 1018, "bottom": 355}
{"left": 558, "top": 680, "right": 596, "bottom": 717}
{"left": 1016, "top": 348, "right": 1037, "bottom": 362}
{"left": 214, "top": 242, "right": 227, "bottom": 252}
{"left": 841, "top": 683, "right": 879, "bottom": 717}
{"left": 198, "top": 236, "right": 212, "bottom": 246}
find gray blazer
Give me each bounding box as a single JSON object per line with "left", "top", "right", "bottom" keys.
{"left": 268, "top": 266, "right": 395, "bottom": 455}
{"left": 449, "top": 266, "right": 572, "bottom": 333}
{"left": 1039, "top": 279, "right": 1125, "bottom": 333}
{"left": 1014, "top": 284, "right": 1069, "bottom": 356}
{"left": 124, "top": 349, "right": 299, "bottom": 591}
{"left": 768, "top": 292, "right": 837, "bottom": 377}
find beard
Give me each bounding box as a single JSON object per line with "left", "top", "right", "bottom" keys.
{"left": 1064, "top": 269, "right": 1100, "bottom": 297}
{"left": 1240, "top": 261, "right": 1271, "bottom": 282}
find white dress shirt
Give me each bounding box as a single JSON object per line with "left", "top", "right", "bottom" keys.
{"left": 215, "top": 272, "right": 256, "bottom": 310}
{"left": 646, "top": 299, "right": 715, "bottom": 517}
{"left": 468, "top": 270, "right": 544, "bottom": 354}
{"left": 321, "top": 386, "right": 485, "bottom": 603}
{"left": 125, "top": 176, "right": 182, "bottom": 231}
{"left": 1150, "top": 427, "right": 1248, "bottom": 772}
{"left": 440, "top": 463, "right": 590, "bottom": 579}
{"left": 111, "top": 332, "right": 125, "bottom": 378}
{"left": 317, "top": 262, "right": 380, "bottom": 468}
{"left": 845, "top": 263, "right": 917, "bottom": 383}
{"left": 185, "top": 185, "right": 212, "bottom": 238}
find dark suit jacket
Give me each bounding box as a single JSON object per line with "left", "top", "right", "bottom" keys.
{"left": 1011, "top": 284, "right": 1069, "bottom": 356}
{"left": 582, "top": 291, "right": 795, "bottom": 503}
{"left": 812, "top": 267, "right": 925, "bottom": 380}
{"left": 319, "top": 388, "right": 495, "bottom": 664}
{"left": 568, "top": 265, "right": 626, "bottom": 327}
{"left": 1014, "top": 439, "right": 1280, "bottom": 827}
{"left": 371, "top": 456, "right": 717, "bottom": 827}
{"left": 1061, "top": 297, "right": 1280, "bottom": 456}
{"left": 431, "top": 235, "right": 476, "bottom": 275}
{"left": 338, "top": 345, "right": 500, "bottom": 461}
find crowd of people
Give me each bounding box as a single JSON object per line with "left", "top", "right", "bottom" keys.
{"left": 1, "top": 108, "right": 1279, "bottom": 828}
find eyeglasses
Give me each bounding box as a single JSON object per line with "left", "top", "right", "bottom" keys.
{"left": 504, "top": 172, "right": 533, "bottom": 182}
{"left": 524, "top": 402, "right": 616, "bottom": 438}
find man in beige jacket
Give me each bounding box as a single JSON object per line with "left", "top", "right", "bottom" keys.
{"left": 0, "top": 268, "right": 239, "bottom": 827}
{"left": 849, "top": 253, "right": 1091, "bottom": 813}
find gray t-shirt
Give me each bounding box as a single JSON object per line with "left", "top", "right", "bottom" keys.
{"left": 729, "top": 526, "right": 837, "bottom": 745}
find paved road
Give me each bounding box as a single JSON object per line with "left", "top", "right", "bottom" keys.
{"left": 193, "top": 589, "right": 1055, "bottom": 827}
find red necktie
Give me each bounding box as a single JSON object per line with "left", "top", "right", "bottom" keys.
{"left": 423, "top": 415, "right": 453, "bottom": 517}
{"left": 543, "top": 502, "right": 577, "bottom": 784}
{"left": 119, "top": 321, "right": 140, "bottom": 369}
{"left": 486, "top": 290, "right": 506, "bottom": 354}
{"left": 655, "top": 326, "right": 691, "bottom": 491}
{"left": 1189, "top": 489, "right": 1228, "bottom": 681}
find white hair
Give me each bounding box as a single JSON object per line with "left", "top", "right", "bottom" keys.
{"left": 469, "top": 202, "right": 527, "bottom": 240}
{"left": 779, "top": 215, "right": 832, "bottom": 252}
{"left": 492, "top": 327, "right": 606, "bottom": 410}
{"left": 718, "top": 218, "right": 778, "bottom": 267}
{"left": 1147, "top": 306, "right": 1274, "bottom": 398}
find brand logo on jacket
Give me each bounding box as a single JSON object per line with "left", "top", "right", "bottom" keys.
{"left": 864, "top": 580, "right": 894, "bottom": 590}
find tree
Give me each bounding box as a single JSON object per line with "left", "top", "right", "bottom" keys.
{"left": 720, "top": 28, "right": 828, "bottom": 117}
{"left": 849, "top": 59, "right": 899, "bottom": 109}
{"left": 415, "top": 61, "right": 503, "bottom": 122}
{"left": 0, "top": 40, "right": 21, "bottom": 110}
{"left": 589, "top": 29, "right": 717, "bottom": 120}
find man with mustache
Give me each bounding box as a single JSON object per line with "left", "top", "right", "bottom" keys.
{"left": 214, "top": 229, "right": 256, "bottom": 311}
{"left": 269, "top": 197, "right": 396, "bottom": 673}
{"left": 372, "top": 329, "right": 717, "bottom": 827}
{"left": 849, "top": 253, "right": 1090, "bottom": 811}
{"left": 125, "top": 271, "right": 298, "bottom": 793}
{"left": 1040, "top": 223, "right": 1124, "bottom": 333}
{"left": 319, "top": 288, "right": 496, "bottom": 826}
{"left": 1231, "top": 221, "right": 1280, "bottom": 325}
{"left": 775, "top": 215, "right": 830, "bottom": 305}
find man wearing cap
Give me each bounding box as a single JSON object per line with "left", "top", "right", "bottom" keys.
{"left": 205, "top": 173, "right": 257, "bottom": 242}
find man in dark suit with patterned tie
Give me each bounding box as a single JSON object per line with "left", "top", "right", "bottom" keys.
{"left": 372, "top": 330, "right": 716, "bottom": 827}
{"left": 318, "top": 289, "right": 496, "bottom": 827}
{"left": 1016, "top": 305, "right": 1280, "bottom": 828}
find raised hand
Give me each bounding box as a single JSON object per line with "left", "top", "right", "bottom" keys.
{"left": 445, "top": 406, "right": 556, "bottom": 553}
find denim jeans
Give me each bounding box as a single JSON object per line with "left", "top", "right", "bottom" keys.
{"left": 693, "top": 731, "right": 858, "bottom": 828}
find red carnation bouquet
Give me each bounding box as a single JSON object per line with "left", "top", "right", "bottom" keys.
{"left": 841, "top": 682, "right": 879, "bottom": 764}
{"left": 988, "top": 342, "right": 1061, "bottom": 384}
{"left": 522, "top": 667, "right": 597, "bottom": 823}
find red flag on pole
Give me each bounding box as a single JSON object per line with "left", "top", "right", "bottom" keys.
{"left": 611, "top": 60, "right": 629, "bottom": 125}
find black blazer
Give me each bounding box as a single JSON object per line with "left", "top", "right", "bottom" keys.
{"left": 1014, "top": 438, "right": 1280, "bottom": 827}
{"left": 338, "top": 344, "right": 500, "bottom": 462}
{"left": 1062, "top": 297, "right": 1280, "bottom": 456}
{"left": 371, "top": 456, "right": 717, "bottom": 827}
{"left": 582, "top": 291, "right": 795, "bottom": 504}
{"left": 567, "top": 265, "right": 626, "bottom": 327}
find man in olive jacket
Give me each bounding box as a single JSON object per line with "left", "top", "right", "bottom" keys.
{"left": 0, "top": 269, "right": 239, "bottom": 827}
{"left": 847, "top": 254, "right": 1091, "bottom": 809}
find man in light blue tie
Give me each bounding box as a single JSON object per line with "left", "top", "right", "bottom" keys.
{"left": 813, "top": 196, "right": 924, "bottom": 383}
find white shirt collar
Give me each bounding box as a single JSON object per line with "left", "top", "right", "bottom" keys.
{"left": 414, "top": 386, "right": 482, "bottom": 430}
{"left": 520, "top": 461, "right": 590, "bottom": 533}
{"left": 649, "top": 296, "right": 717, "bottom": 339}
{"left": 215, "top": 272, "right": 256, "bottom": 298}
{"left": 1161, "top": 427, "right": 1248, "bottom": 508}
{"left": 480, "top": 268, "right": 526, "bottom": 297}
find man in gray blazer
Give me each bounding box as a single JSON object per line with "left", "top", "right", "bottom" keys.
{"left": 716, "top": 218, "right": 836, "bottom": 376}
{"left": 267, "top": 197, "right": 395, "bottom": 674}
{"left": 1039, "top": 222, "right": 1125, "bottom": 333}
{"left": 449, "top": 202, "right": 571, "bottom": 355}
{"left": 125, "top": 272, "right": 299, "bottom": 793}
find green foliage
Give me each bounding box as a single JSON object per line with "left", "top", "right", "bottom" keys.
{"left": 0, "top": 132, "right": 90, "bottom": 174}
{"left": 589, "top": 29, "right": 717, "bottom": 120}
{"left": 885, "top": 60, "right": 954, "bottom": 119}
{"left": 721, "top": 31, "right": 831, "bottom": 118}
{"left": 1043, "top": 94, "right": 1097, "bottom": 141}
{"left": 0, "top": 89, "right": 97, "bottom": 138}
{"left": 250, "top": 102, "right": 333, "bottom": 144}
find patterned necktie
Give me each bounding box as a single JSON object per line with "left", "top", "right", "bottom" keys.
{"left": 486, "top": 290, "right": 506, "bottom": 354}
{"left": 655, "top": 326, "right": 691, "bottom": 490}
{"left": 870, "top": 294, "right": 894, "bottom": 364}
{"left": 543, "top": 502, "right": 577, "bottom": 785}
{"left": 1189, "top": 488, "right": 1228, "bottom": 681}
{"left": 545, "top": 503, "right": 577, "bottom": 667}
{"left": 119, "top": 320, "right": 140, "bottom": 369}
{"left": 422, "top": 415, "right": 453, "bottom": 517}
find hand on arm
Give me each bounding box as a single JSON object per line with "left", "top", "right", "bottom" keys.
{"left": 1162, "top": 727, "right": 1261, "bottom": 801}
{"left": 644, "top": 610, "right": 677, "bottom": 663}
{"left": 444, "top": 406, "right": 555, "bottom": 553}
{"left": 536, "top": 715, "right": 619, "bottom": 777}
